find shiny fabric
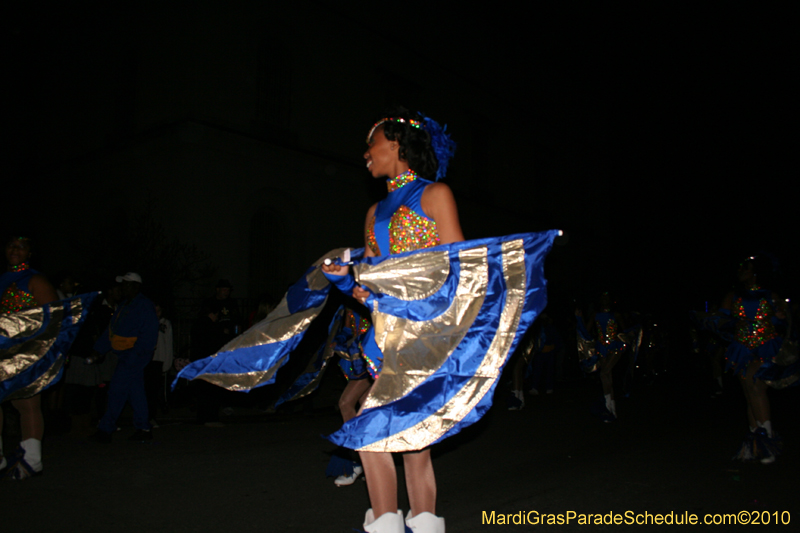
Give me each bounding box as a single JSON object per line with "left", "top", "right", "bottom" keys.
{"left": 174, "top": 248, "right": 346, "bottom": 391}
{"left": 330, "top": 231, "right": 558, "bottom": 452}
{"left": 1, "top": 293, "right": 99, "bottom": 402}
{"left": 176, "top": 232, "right": 558, "bottom": 452}
{"left": 274, "top": 306, "right": 370, "bottom": 407}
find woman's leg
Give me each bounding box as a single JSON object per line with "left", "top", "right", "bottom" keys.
{"left": 12, "top": 394, "right": 44, "bottom": 440}
{"left": 403, "top": 448, "right": 436, "bottom": 516}
{"left": 743, "top": 361, "right": 770, "bottom": 428}
{"left": 339, "top": 378, "right": 372, "bottom": 423}
{"left": 332, "top": 379, "right": 373, "bottom": 486}
{"left": 599, "top": 350, "right": 622, "bottom": 417}
{"left": 10, "top": 394, "right": 45, "bottom": 473}
{"left": 359, "top": 450, "right": 398, "bottom": 517}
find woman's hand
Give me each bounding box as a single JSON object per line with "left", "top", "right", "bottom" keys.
{"left": 353, "top": 285, "right": 370, "bottom": 305}
{"left": 321, "top": 261, "right": 349, "bottom": 276}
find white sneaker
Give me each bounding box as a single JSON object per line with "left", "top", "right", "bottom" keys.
{"left": 406, "top": 510, "right": 445, "bottom": 533}
{"left": 363, "top": 509, "right": 405, "bottom": 533}
{"left": 334, "top": 464, "right": 363, "bottom": 486}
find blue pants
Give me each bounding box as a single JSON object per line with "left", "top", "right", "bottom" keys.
{"left": 98, "top": 350, "right": 153, "bottom": 432}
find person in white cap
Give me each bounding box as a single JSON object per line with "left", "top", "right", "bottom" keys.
{"left": 89, "top": 272, "right": 159, "bottom": 443}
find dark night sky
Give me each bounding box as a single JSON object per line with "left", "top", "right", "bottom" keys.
{"left": 2, "top": 3, "right": 796, "bottom": 315}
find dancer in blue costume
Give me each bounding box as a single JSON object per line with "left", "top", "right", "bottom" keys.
{"left": 329, "top": 306, "right": 372, "bottom": 486}
{"left": 176, "top": 110, "right": 559, "bottom": 532}
{"left": 278, "top": 303, "right": 375, "bottom": 486}
{"left": 722, "top": 256, "right": 790, "bottom": 464}
{"left": 0, "top": 237, "right": 58, "bottom": 478}
{"left": 323, "top": 109, "right": 462, "bottom": 533}
{"left": 577, "top": 292, "right": 625, "bottom": 421}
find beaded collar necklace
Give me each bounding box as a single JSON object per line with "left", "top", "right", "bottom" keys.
{"left": 10, "top": 262, "right": 30, "bottom": 273}
{"left": 387, "top": 170, "right": 419, "bottom": 193}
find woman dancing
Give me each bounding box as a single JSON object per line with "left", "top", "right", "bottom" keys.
{"left": 581, "top": 292, "right": 625, "bottom": 422}
{"left": 723, "top": 256, "right": 787, "bottom": 464}
{"left": 177, "top": 109, "right": 558, "bottom": 531}
{"left": 328, "top": 306, "right": 372, "bottom": 486}
{"left": 0, "top": 237, "right": 57, "bottom": 478}
{"left": 323, "top": 109, "right": 462, "bottom": 532}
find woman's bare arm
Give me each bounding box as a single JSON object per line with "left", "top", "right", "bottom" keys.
{"left": 29, "top": 274, "right": 57, "bottom": 305}
{"left": 421, "top": 182, "right": 464, "bottom": 244}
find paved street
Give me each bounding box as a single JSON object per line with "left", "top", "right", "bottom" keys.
{"left": 3, "top": 369, "right": 798, "bottom": 532}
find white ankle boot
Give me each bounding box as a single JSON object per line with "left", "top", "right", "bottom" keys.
{"left": 406, "top": 511, "right": 445, "bottom": 533}
{"left": 20, "top": 438, "right": 43, "bottom": 472}
{"left": 363, "top": 509, "right": 405, "bottom": 533}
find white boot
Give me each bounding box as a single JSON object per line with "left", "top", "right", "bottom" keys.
{"left": 363, "top": 509, "right": 405, "bottom": 533}
{"left": 406, "top": 510, "right": 445, "bottom": 533}
{"left": 20, "top": 438, "right": 43, "bottom": 472}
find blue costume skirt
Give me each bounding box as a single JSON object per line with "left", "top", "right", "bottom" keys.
{"left": 725, "top": 337, "right": 798, "bottom": 388}
{"left": 176, "top": 231, "right": 558, "bottom": 452}
{"left": 1, "top": 293, "right": 98, "bottom": 402}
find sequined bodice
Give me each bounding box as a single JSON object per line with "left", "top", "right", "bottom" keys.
{"left": 734, "top": 289, "right": 777, "bottom": 349}
{"left": 595, "top": 311, "right": 617, "bottom": 345}
{"left": 0, "top": 267, "right": 37, "bottom": 314}
{"left": 367, "top": 170, "right": 440, "bottom": 256}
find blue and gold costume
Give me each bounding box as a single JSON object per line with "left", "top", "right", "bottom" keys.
{"left": 724, "top": 287, "right": 794, "bottom": 388}
{"left": 361, "top": 170, "right": 441, "bottom": 378}
{"left": 1, "top": 265, "right": 97, "bottom": 402}
{"left": 176, "top": 117, "right": 557, "bottom": 453}
{"left": 273, "top": 305, "right": 372, "bottom": 407}
{"left": 594, "top": 311, "right": 625, "bottom": 358}
{"left": 0, "top": 264, "right": 38, "bottom": 315}
{"left": 336, "top": 308, "right": 372, "bottom": 381}
{"left": 576, "top": 310, "right": 625, "bottom": 373}
{"left": 177, "top": 229, "right": 559, "bottom": 452}
{"left": 367, "top": 170, "right": 440, "bottom": 257}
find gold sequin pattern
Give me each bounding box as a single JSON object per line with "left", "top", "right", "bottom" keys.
{"left": 1, "top": 283, "right": 37, "bottom": 314}
{"left": 367, "top": 217, "right": 380, "bottom": 256}
{"left": 389, "top": 205, "right": 440, "bottom": 255}
{"left": 734, "top": 296, "right": 778, "bottom": 350}
{"left": 597, "top": 318, "right": 618, "bottom": 346}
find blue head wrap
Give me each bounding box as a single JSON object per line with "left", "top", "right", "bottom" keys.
{"left": 420, "top": 113, "right": 457, "bottom": 181}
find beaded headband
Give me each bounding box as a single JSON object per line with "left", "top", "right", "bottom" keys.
{"left": 366, "top": 114, "right": 456, "bottom": 181}
{"left": 365, "top": 118, "right": 421, "bottom": 144}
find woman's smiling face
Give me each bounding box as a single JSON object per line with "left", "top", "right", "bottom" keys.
{"left": 364, "top": 126, "right": 401, "bottom": 179}
{"left": 5, "top": 238, "right": 32, "bottom": 267}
